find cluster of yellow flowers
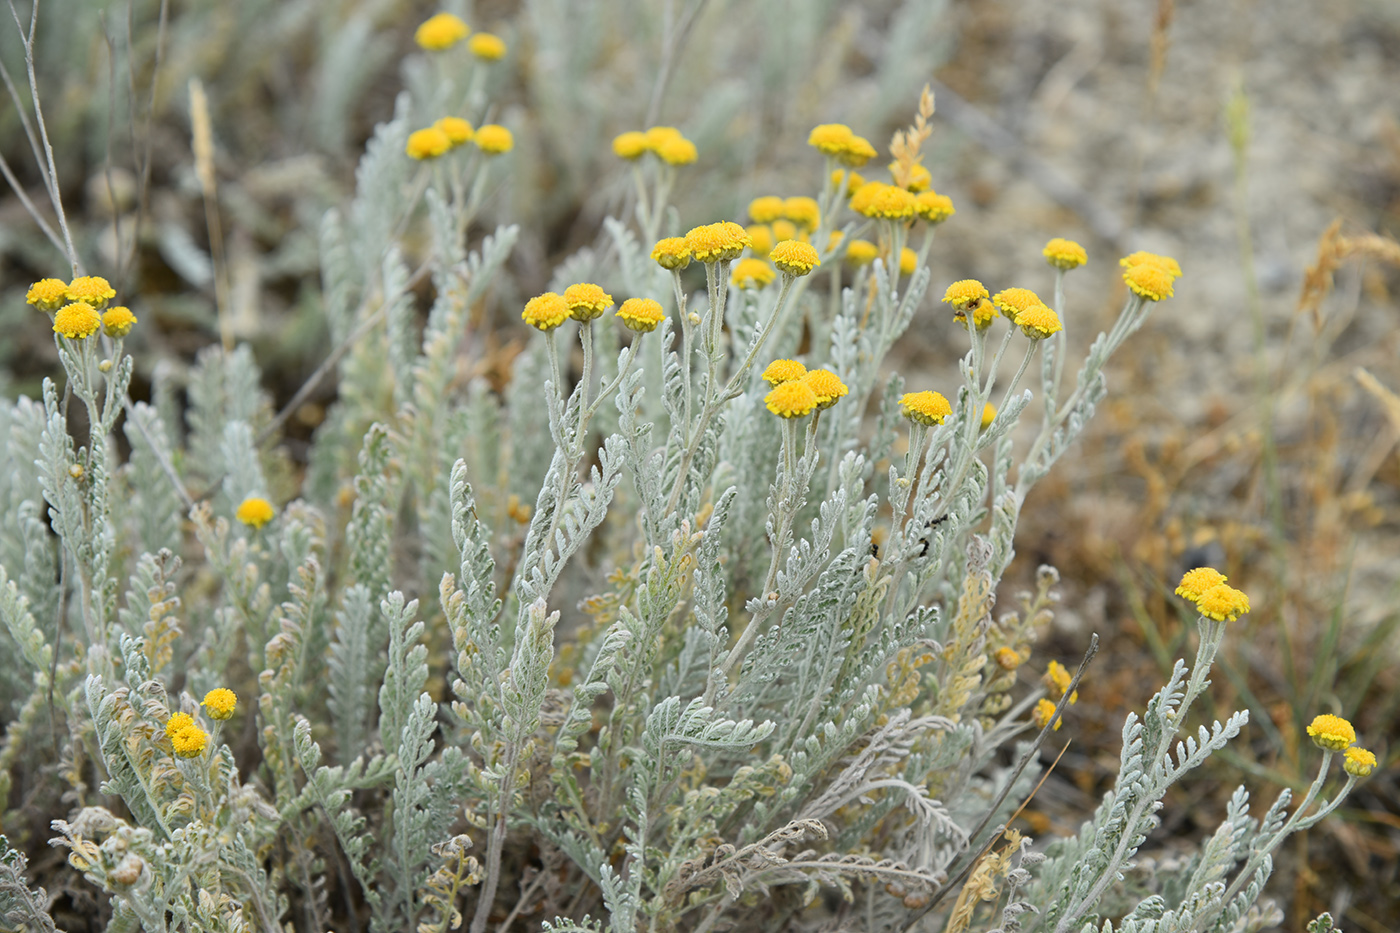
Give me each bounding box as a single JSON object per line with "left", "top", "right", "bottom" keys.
{"left": 163, "top": 690, "right": 238, "bottom": 760}
{"left": 612, "top": 126, "right": 698, "bottom": 166}
{"left": 1174, "top": 567, "right": 1251, "bottom": 622}
{"left": 1121, "top": 250, "right": 1181, "bottom": 302}
{"left": 807, "top": 123, "right": 878, "bottom": 166}
{"left": 407, "top": 118, "right": 513, "bottom": 160}
{"left": 27, "top": 275, "right": 137, "bottom": 341}
{"left": 414, "top": 12, "right": 507, "bottom": 60}
{"left": 521, "top": 283, "right": 665, "bottom": 335}
{"left": 1031, "top": 660, "right": 1082, "bottom": 731}
{"left": 1304, "top": 715, "right": 1377, "bottom": 778}
{"left": 760, "top": 359, "right": 848, "bottom": 418}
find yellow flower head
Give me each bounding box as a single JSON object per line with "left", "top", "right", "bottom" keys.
{"left": 685, "top": 221, "right": 750, "bottom": 263}
{"left": 165, "top": 712, "right": 195, "bottom": 740}
{"left": 1033, "top": 697, "right": 1062, "bottom": 731}
{"left": 26, "top": 277, "right": 68, "bottom": 312}
{"left": 770, "top": 239, "right": 820, "bottom": 277}
{"left": 802, "top": 369, "right": 848, "bottom": 410}
{"left": 522, "top": 292, "right": 570, "bottom": 331}
{"left": 468, "top": 32, "right": 506, "bottom": 60}
{"left": 652, "top": 237, "right": 692, "bottom": 271}
{"left": 474, "top": 124, "right": 513, "bottom": 154}
{"left": 953, "top": 299, "right": 996, "bottom": 332}
{"left": 1124, "top": 263, "right": 1174, "bottom": 301}
{"left": 991, "top": 287, "right": 1044, "bottom": 325}
{"left": 892, "top": 161, "right": 931, "bottom": 193}
{"left": 827, "top": 230, "right": 844, "bottom": 249}
{"left": 914, "top": 191, "right": 955, "bottom": 224}
{"left": 783, "top": 196, "right": 820, "bottom": 231}
{"left": 613, "top": 131, "right": 648, "bottom": 159}
{"left": 564, "top": 283, "right": 613, "bottom": 322}
{"left": 1195, "top": 583, "right": 1250, "bottom": 622}
{"left": 435, "top": 117, "right": 474, "bottom": 146}
{"left": 616, "top": 297, "right": 665, "bottom": 333}
{"left": 746, "top": 224, "right": 774, "bottom": 257}
{"left": 732, "top": 258, "right": 776, "bottom": 290}
{"left": 415, "top": 13, "right": 470, "bottom": 51}
{"left": 808, "top": 123, "right": 854, "bottom": 155}
{"left": 942, "top": 279, "right": 989, "bottom": 310}
{"left": 1017, "top": 304, "right": 1063, "bottom": 340}
{"left": 1306, "top": 713, "right": 1356, "bottom": 752}
{"left": 844, "top": 239, "right": 879, "bottom": 266}
{"left": 102, "top": 307, "right": 137, "bottom": 338}
{"left": 643, "top": 126, "right": 683, "bottom": 150}
{"left": 236, "top": 496, "right": 276, "bottom": 529}
{"left": 748, "top": 196, "right": 785, "bottom": 225}
{"left": 839, "top": 135, "right": 878, "bottom": 167}
{"left": 981, "top": 403, "right": 997, "bottom": 429}
{"left": 1175, "top": 567, "right": 1227, "bottom": 602}
{"left": 765, "top": 380, "right": 818, "bottom": 419}
{"left": 762, "top": 359, "right": 806, "bottom": 386}
{"left": 53, "top": 302, "right": 102, "bottom": 339}
{"left": 899, "top": 247, "right": 917, "bottom": 276}
{"left": 855, "top": 183, "right": 916, "bottom": 220}
{"left": 832, "top": 169, "right": 866, "bottom": 191}
{"left": 202, "top": 688, "right": 237, "bottom": 721}
{"left": 1343, "top": 746, "right": 1377, "bottom": 778}
{"left": 1043, "top": 661, "right": 1079, "bottom": 703}
{"left": 993, "top": 646, "right": 1021, "bottom": 670}
{"left": 1044, "top": 238, "right": 1088, "bottom": 270}
{"left": 900, "top": 390, "right": 953, "bottom": 426}
{"left": 1120, "top": 252, "right": 1182, "bottom": 279}
{"left": 770, "top": 219, "right": 798, "bottom": 243}
{"left": 407, "top": 127, "right": 452, "bottom": 160}
{"left": 67, "top": 276, "right": 116, "bottom": 309}
{"left": 656, "top": 135, "right": 697, "bottom": 165}
{"left": 171, "top": 724, "right": 209, "bottom": 758}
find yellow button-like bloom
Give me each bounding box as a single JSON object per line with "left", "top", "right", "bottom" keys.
{"left": 435, "top": 117, "right": 474, "bottom": 146}
{"left": 1343, "top": 746, "right": 1376, "bottom": 778}
{"left": 612, "top": 131, "right": 648, "bottom": 159}
{"left": 838, "top": 135, "right": 877, "bottom": 167}
{"left": 1175, "top": 567, "right": 1227, "bottom": 601}
{"left": 407, "top": 127, "right": 452, "bottom": 160}
{"left": 655, "top": 135, "right": 697, "bottom": 165}
{"left": 853, "top": 183, "right": 916, "bottom": 220}
{"left": 770, "top": 219, "right": 798, "bottom": 243}
{"left": 616, "top": 297, "right": 665, "bottom": 333}
{"left": 685, "top": 222, "right": 750, "bottom": 263}
{"left": 832, "top": 169, "right": 866, "bottom": 192}
{"left": 748, "top": 196, "right": 784, "bottom": 224}
{"left": 1033, "top": 698, "right": 1062, "bottom": 731}
{"left": 171, "top": 724, "right": 209, "bottom": 758}
{"left": 202, "top": 688, "right": 237, "bottom": 721}
{"left": 914, "top": 191, "right": 955, "bottom": 224}
{"left": 808, "top": 123, "right": 854, "bottom": 155}
{"left": 643, "top": 126, "right": 683, "bottom": 150}
{"left": 954, "top": 299, "right": 996, "bottom": 332}
{"left": 783, "top": 196, "right": 820, "bottom": 231}
{"left": 893, "top": 162, "right": 931, "bottom": 193}
{"left": 1044, "top": 238, "right": 1088, "bottom": 270}
{"left": 474, "top": 124, "right": 513, "bottom": 154}
{"left": 651, "top": 237, "right": 691, "bottom": 271}
{"left": 762, "top": 359, "right": 806, "bottom": 386}
{"left": 165, "top": 712, "right": 195, "bottom": 740}
{"left": 1043, "top": 661, "right": 1079, "bottom": 703}
{"left": 746, "top": 224, "right": 774, "bottom": 257}
{"left": 415, "top": 12, "right": 470, "bottom": 51}
{"left": 564, "top": 283, "right": 613, "bottom": 322}
{"left": 900, "top": 390, "right": 952, "bottom": 426}
{"left": 1195, "top": 583, "right": 1250, "bottom": 622}
{"left": 732, "top": 258, "right": 776, "bottom": 290}
{"left": 1306, "top": 713, "right": 1356, "bottom": 751}
{"left": 942, "top": 279, "right": 989, "bottom": 310}
{"left": 802, "top": 369, "right": 848, "bottom": 410}
{"left": 67, "top": 276, "right": 116, "bottom": 309}
{"left": 765, "top": 380, "right": 818, "bottom": 419}
{"left": 236, "top": 496, "right": 276, "bottom": 529}
{"left": 522, "top": 292, "right": 570, "bottom": 331}
{"left": 1124, "top": 263, "right": 1174, "bottom": 301}
{"left": 102, "top": 307, "right": 137, "bottom": 338}
{"left": 899, "top": 248, "right": 917, "bottom": 276}
{"left": 468, "top": 32, "right": 506, "bottom": 60}
{"left": 53, "top": 302, "right": 101, "bottom": 339}
{"left": 1017, "top": 304, "right": 1063, "bottom": 340}
{"left": 770, "top": 240, "right": 820, "bottom": 277}
{"left": 1120, "top": 251, "right": 1182, "bottom": 279}
{"left": 844, "top": 239, "right": 879, "bottom": 266}
{"left": 991, "top": 287, "right": 1044, "bottom": 325}
{"left": 993, "top": 646, "right": 1020, "bottom": 670}
{"left": 26, "top": 277, "right": 68, "bottom": 311}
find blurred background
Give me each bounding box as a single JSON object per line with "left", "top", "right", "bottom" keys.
{"left": 1, "top": 0, "right": 1396, "bottom": 929}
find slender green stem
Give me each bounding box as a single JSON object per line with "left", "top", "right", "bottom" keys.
{"left": 994, "top": 340, "right": 1038, "bottom": 418}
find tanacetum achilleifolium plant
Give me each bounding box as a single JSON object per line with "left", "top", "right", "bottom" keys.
{"left": 0, "top": 12, "right": 1374, "bottom": 932}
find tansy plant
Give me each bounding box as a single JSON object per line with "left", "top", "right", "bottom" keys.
{"left": 0, "top": 10, "right": 1369, "bottom": 932}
